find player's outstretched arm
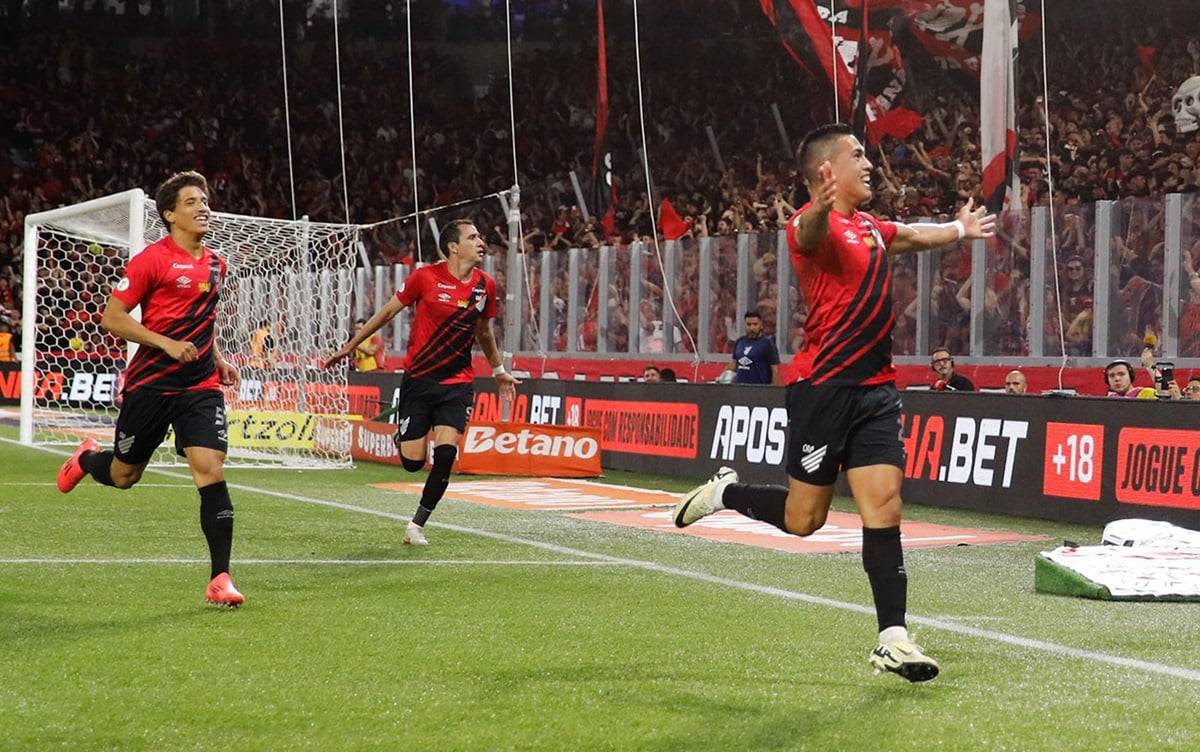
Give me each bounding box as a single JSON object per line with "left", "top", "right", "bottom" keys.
{"left": 793, "top": 161, "right": 837, "bottom": 251}
{"left": 889, "top": 197, "right": 997, "bottom": 256}
{"left": 474, "top": 317, "right": 520, "bottom": 402}
{"left": 323, "top": 297, "right": 406, "bottom": 369}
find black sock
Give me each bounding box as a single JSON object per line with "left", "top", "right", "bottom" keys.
{"left": 412, "top": 504, "right": 433, "bottom": 527}
{"left": 415, "top": 444, "right": 457, "bottom": 523}
{"left": 862, "top": 526, "right": 907, "bottom": 633}
{"left": 199, "top": 481, "right": 234, "bottom": 580}
{"left": 722, "top": 483, "right": 789, "bottom": 532}
{"left": 80, "top": 450, "right": 116, "bottom": 487}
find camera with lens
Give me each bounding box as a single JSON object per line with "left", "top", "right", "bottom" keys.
{"left": 1156, "top": 361, "right": 1175, "bottom": 395}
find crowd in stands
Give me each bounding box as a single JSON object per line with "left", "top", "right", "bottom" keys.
{"left": 2, "top": 1, "right": 1200, "bottom": 361}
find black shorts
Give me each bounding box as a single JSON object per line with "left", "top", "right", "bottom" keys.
{"left": 784, "top": 380, "right": 906, "bottom": 485}
{"left": 393, "top": 376, "right": 474, "bottom": 443}
{"left": 113, "top": 388, "right": 228, "bottom": 465}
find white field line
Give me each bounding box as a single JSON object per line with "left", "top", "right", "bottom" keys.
{"left": 0, "top": 558, "right": 624, "bottom": 566}
{"left": 9, "top": 437, "right": 1200, "bottom": 683}
{"left": 3, "top": 482, "right": 190, "bottom": 487}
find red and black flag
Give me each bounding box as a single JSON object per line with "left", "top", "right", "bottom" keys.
{"left": 593, "top": 0, "right": 616, "bottom": 236}
{"left": 760, "top": 0, "right": 925, "bottom": 144}
{"left": 980, "top": 0, "right": 1020, "bottom": 213}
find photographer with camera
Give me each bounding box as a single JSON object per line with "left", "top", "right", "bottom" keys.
{"left": 1140, "top": 335, "right": 1183, "bottom": 399}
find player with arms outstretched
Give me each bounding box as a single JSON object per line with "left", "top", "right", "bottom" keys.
{"left": 57, "top": 170, "right": 245, "bottom": 607}
{"left": 674, "top": 124, "right": 996, "bottom": 681}
{"left": 324, "top": 219, "right": 518, "bottom": 545}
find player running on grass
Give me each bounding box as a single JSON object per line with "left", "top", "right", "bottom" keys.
{"left": 674, "top": 123, "right": 996, "bottom": 682}
{"left": 323, "top": 219, "right": 518, "bottom": 546}
{"left": 57, "top": 170, "right": 245, "bottom": 607}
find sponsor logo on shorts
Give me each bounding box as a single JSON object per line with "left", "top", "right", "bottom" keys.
{"left": 799, "top": 443, "right": 827, "bottom": 474}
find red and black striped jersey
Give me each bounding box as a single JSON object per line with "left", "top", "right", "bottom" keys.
{"left": 395, "top": 262, "right": 497, "bottom": 384}
{"left": 112, "top": 236, "right": 224, "bottom": 394}
{"left": 784, "top": 204, "right": 899, "bottom": 386}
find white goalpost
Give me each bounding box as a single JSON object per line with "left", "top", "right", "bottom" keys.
{"left": 21, "top": 189, "right": 361, "bottom": 468}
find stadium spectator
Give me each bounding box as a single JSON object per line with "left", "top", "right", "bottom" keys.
{"left": 352, "top": 318, "right": 383, "bottom": 372}
{"left": 673, "top": 123, "right": 996, "bottom": 683}
{"left": 323, "top": 219, "right": 518, "bottom": 546}
{"left": 723, "top": 309, "right": 780, "bottom": 385}
{"left": 659, "top": 367, "right": 678, "bottom": 382}
{"left": 0, "top": 319, "right": 14, "bottom": 361}
{"left": 1104, "top": 359, "right": 1157, "bottom": 398}
{"left": 1184, "top": 375, "right": 1200, "bottom": 400}
{"left": 930, "top": 347, "right": 976, "bottom": 391}
{"left": 642, "top": 364, "right": 662, "bottom": 383}
{"left": 248, "top": 321, "right": 276, "bottom": 370}
{"left": 1057, "top": 255, "right": 1094, "bottom": 356}
{"left": 54, "top": 170, "right": 246, "bottom": 607}
{"left": 1004, "top": 369, "right": 1028, "bottom": 395}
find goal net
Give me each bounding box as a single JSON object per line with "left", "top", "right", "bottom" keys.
{"left": 21, "top": 189, "right": 360, "bottom": 468}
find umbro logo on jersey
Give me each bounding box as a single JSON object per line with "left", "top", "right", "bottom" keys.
{"left": 842, "top": 230, "right": 860, "bottom": 244}
{"left": 176, "top": 276, "right": 192, "bottom": 288}
{"left": 438, "top": 292, "right": 452, "bottom": 303}
{"left": 800, "top": 443, "right": 827, "bottom": 474}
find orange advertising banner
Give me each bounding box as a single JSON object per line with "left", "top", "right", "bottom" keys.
{"left": 457, "top": 421, "right": 602, "bottom": 477}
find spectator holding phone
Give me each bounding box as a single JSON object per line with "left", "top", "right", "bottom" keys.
{"left": 1183, "top": 376, "right": 1200, "bottom": 401}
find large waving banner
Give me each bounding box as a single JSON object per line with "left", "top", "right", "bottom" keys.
{"left": 760, "top": 0, "right": 1039, "bottom": 148}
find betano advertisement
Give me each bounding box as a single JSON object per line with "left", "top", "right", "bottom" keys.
{"left": 346, "top": 372, "right": 1200, "bottom": 529}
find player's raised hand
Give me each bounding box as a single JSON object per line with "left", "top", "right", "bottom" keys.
{"left": 958, "top": 197, "right": 997, "bottom": 239}
{"left": 811, "top": 161, "right": 838, "bottom": 214}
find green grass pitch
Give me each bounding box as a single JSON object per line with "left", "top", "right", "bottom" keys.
{"left": 3, "top": 429, "right": 1199, "bottom": 751}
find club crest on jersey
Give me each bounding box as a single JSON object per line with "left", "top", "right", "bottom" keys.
{"left": 198, "top": 281, "right": 212, "bottom": 293}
